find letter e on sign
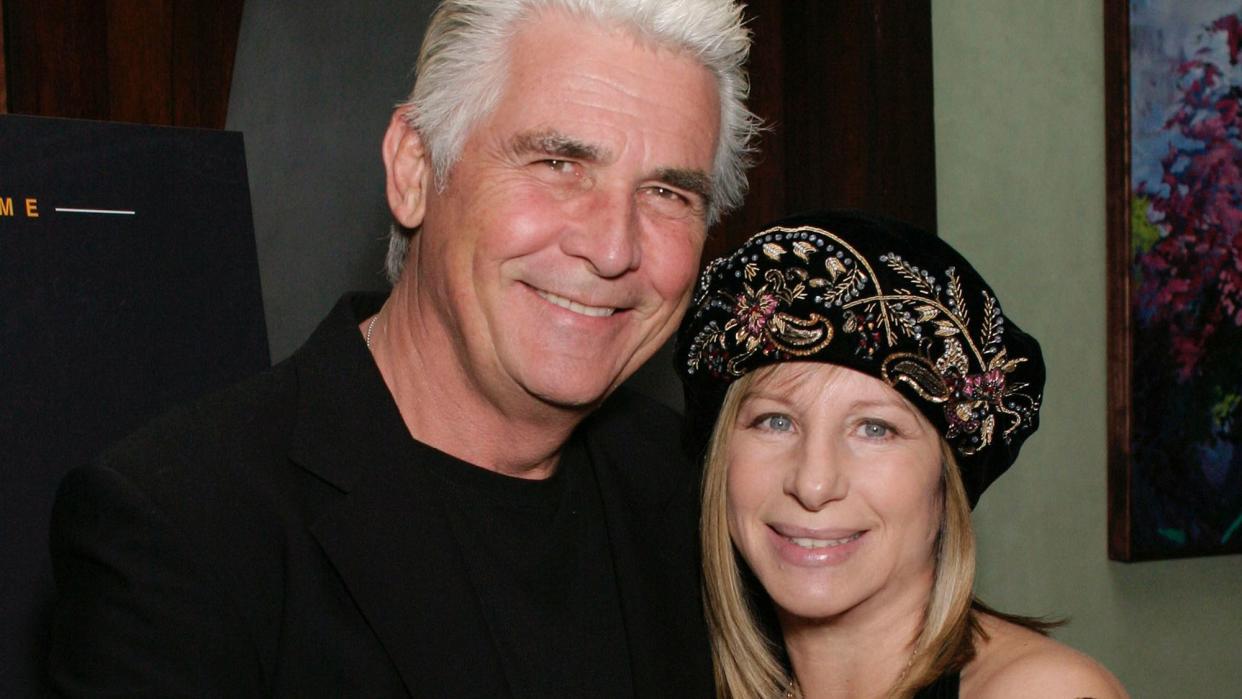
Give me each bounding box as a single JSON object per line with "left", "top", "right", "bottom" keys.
{"left": 26, "top": 198, "right": 39, "bottom": 218}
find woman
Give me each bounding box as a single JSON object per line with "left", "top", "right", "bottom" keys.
{"left": 676, "top": 211, "right": 1126, "bottom": 698}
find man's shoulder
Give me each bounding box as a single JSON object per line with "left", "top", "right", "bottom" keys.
{"left": 102, "top": 360, "right": 298, "bottom": 487}
{"left": 593, "top": 385, "right": 682, "bottom": 422}
{"left": 62, "top": 361, "right": 319, "bottom": 563}
{"left": 99, "top": 293, "right": 377, "bottom": 493}
{"left": 583, "top": 386, "right": 685, "bottom": 454}
{"left": 50, "top": 360, "right": 310, "bottom": 632}
{"left": 578, "top": 386, "right": 698, "bottom": 509}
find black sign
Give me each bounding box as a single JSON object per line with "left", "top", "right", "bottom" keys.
{"left": 0, "top": 115, "right": 269, "bottom": 696}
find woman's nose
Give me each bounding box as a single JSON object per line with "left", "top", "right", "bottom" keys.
{"left": 786, "top": 442, "right": 848, "bottom": 511}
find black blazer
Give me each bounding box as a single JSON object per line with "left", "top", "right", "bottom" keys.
{"left": 47, "top": 294, "right": 712, "bottom": 697}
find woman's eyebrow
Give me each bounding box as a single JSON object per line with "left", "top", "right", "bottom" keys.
{"left": 739, "top": 390, "right": 797, "bottom": 407}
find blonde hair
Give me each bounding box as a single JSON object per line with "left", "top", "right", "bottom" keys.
{"left": 700, "top": 370, "right": 980, "bottom": 699}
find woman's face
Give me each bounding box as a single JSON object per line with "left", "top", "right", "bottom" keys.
{"left": 725, "top": 362, "right": 943, "bottom": 623}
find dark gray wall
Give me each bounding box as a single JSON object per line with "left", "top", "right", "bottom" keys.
{"left": 224, "top": 0, "right": 683, "bottom": 409}
{"left": 226, "top": 0, "right": 437, "bottom": 363}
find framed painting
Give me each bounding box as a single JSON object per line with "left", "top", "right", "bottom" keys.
{"left": 1107, "top": 0, "right": 1242, "bottom": 561}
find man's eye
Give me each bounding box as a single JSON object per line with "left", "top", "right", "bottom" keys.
{"left": 542, "top": 159, "right": 576, "bottom": 174}
{"left": 645, "top": 186, "right": 695, "bottom": 207}
{"left": 649, "top": 186, "right": 689, "bottom": 204}
{"left": 639, "top": 185, "right": 703, "bottom": 220}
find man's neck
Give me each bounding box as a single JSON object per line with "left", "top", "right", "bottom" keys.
{"left": 363, "top": 290, "right": 589, "bottom": 480}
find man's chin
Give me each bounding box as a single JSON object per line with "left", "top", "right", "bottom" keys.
{"left": 518, "top": 372, "right": 622, "bottom": 414}
{"left": 508, "top": 353, "right": 641, "bottom": 414}
{"left": 525, "top": 384, "right": 612, "bottom": 413}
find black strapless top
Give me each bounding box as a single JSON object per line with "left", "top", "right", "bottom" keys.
{"left": 912, "top": 670, "right": 960, "bottom": 698}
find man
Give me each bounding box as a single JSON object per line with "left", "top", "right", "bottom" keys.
{"left": 47, "top": 0, "right": 757, "bottom": 696}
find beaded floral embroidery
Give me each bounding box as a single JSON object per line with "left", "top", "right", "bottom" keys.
{"left": 684, "top": 225, "right": 1040, "bottom": 455}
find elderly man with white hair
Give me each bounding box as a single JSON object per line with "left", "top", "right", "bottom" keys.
{"left": 46, "top": 0, "right": 758, "bottom": 696}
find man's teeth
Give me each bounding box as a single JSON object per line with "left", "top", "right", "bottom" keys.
{"left": 536, "top": 290, "right": 616, "bottom": 317}
{"left": 788, "top": 532, "right": 862, "bottom": 549}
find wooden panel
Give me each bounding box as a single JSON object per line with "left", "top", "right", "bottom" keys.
{"left": 780, "top": 1, "right": 873, "bottom": 211}
{"left": 171, "top": 0, "right": 244, "bottom": 127}
{"left": 106, "top": 0, "right": 174, "bottom": 124}
{"left": 869, "top": 0, "right": 937, "bottom": 228}
{"left": 3, "top": 0, "right": 109, "bottom": 120}
{"left": 706, "top": 1, "right": 784, "bottom": 261}
{"left": 1, "top": 0, "right": 242, "bottom": 128}
{"left": 713, "top": 0, "right": 937, "bottom": 258}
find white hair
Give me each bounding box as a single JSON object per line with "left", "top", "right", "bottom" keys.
{"left": 385, "top": 0, "right": 759, "bottom": 284}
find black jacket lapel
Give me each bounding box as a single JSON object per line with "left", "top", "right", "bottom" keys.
{"left": 288, "top": 295, "right": 508, "bottom": 698}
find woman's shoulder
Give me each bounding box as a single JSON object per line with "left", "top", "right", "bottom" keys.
{"left": 960, "top": 614, "right": 1128, "bottom": 699}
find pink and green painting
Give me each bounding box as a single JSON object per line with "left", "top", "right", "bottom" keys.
{"left": 1126, "top": 0, "right": 1242, "bottom": 558}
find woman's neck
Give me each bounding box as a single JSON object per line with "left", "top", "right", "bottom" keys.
{"left": 780, "top": 572, "right": 932, "bottom": 699}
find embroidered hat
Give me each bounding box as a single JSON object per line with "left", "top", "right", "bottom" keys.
{"left": 676, "top": 210, "right": 1044, "bottom": 507}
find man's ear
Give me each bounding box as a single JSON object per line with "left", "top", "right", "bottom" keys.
{"left": 382, "top": 108, "right": 432, "bottom": 229}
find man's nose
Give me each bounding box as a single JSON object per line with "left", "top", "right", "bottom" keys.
{"left": 786, "top": 442, "right": 849, "bottom": 511}
{"left": 561, "top": 187, "right": 642, "bottom": 278}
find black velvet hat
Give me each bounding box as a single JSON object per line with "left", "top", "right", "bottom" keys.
{"left": 676, "top": 211, "right": 1044, "bottom": 507}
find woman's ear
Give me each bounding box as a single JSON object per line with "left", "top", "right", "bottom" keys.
{"left": 382, "top": 108, "right": 431, "bottom": 229}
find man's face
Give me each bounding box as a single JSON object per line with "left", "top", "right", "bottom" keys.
{"left": 404, "top": 12, "right": 720, "bottom": 410}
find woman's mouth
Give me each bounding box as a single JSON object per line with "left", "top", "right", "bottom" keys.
{"left": 787, "top": 532, "right": 863, "bottom": 549}
{"left": 767, "top": 525, "right": 867, "bottom": 566}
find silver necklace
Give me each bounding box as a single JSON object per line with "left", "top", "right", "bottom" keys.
{"left": 365, "top": 315, "right": 379, "bottom": 350}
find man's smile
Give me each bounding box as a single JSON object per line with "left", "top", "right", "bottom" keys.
{"left": 533, "top": 287, "right": 620, "bottom": 318}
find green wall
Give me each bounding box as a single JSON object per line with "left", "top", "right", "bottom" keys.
{"left": 932, "top": 1, "right": 1242, "bottom": 696}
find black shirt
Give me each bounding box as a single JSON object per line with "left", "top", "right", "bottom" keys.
{"left": 427, "top": 436, "right": 633, "bottom": 697}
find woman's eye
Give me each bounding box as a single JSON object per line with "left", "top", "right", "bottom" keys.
{"left": 860, "top": 420, "right": 891, "bottom": 439}
{"left": 758, "top": 414, "right": 794, "bottom": 432}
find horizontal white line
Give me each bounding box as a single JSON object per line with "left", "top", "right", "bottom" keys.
{"left": 55, "top": 207, "right": 136, "bottom": 215}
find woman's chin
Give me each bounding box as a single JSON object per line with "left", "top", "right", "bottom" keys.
{"left": 764, "top": 583, "right": 863, "bottom": 625}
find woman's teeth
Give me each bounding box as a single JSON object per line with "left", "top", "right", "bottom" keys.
{"left": 788, "top": 532, "right": 862, "bottom": 549}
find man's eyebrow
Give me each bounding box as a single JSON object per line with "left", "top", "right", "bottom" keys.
{"left": 655, "top": 167, "right": 714, "bottom": 208}
{"left": 510, "top": 130, "right": 605, "bottom": 162}
{"left": 509, "top": 131, "right": 714, "bottom": 207}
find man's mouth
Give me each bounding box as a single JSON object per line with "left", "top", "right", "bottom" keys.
{"left": 535, "top": 289, "right": 617, "bottom": 318}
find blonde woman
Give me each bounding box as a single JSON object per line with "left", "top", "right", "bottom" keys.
{"left": 676, "top": 211, "right": 1126, "bottom": 698}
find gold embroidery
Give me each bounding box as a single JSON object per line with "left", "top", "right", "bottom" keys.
{"left": 793, "top": 240, "right": 816, "bottom": 262}
{"left": 683, "top": 223, "right": 1041, "bottom": 456}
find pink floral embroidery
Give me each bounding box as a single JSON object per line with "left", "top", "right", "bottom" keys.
{"left": 734, "top": 288, "right": 778, "bottom": 339}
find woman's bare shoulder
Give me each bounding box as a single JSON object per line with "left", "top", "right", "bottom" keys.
{"left": 961, "top": 614, "right": 1128, "bottom": 699}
